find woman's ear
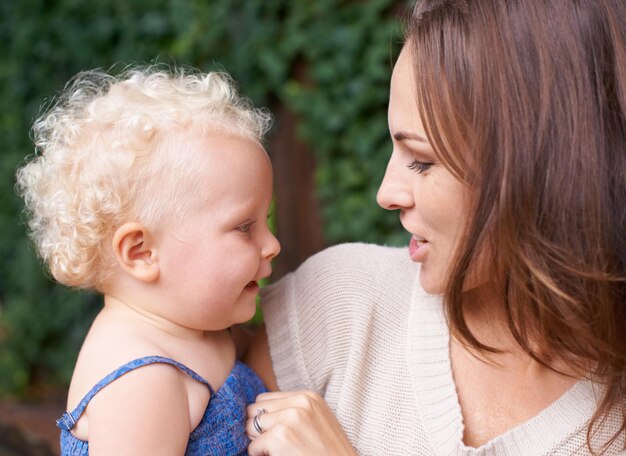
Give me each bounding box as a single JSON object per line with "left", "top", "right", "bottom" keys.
{"left": 112, "top": 222, "right": 159, "bottom": 283}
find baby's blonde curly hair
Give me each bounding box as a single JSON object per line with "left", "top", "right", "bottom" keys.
{"left": 16, "top": 66, "right": 272, "bottom": 291}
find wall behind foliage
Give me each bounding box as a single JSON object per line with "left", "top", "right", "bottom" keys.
{"left": 0, "top": 0, "right": 409, "bottom": 395}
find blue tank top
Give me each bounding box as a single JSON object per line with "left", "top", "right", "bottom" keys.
{"left": 56, "top": 356, "right": 267, "bottom": 455}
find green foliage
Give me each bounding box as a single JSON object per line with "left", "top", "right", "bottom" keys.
{"left": 0, "top": 0, "right": 409, "bottom": 394}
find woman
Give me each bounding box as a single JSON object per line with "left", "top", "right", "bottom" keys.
{"left": 244, "top": 0, "right": 626, "bottom": 454}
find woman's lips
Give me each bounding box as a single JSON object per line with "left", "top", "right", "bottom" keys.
{"left": 409, "top": 236, "right": 429, "bottom": 262}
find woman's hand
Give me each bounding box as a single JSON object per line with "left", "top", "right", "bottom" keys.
{"left": 246, "top": 391, "right": 357, "bottom": 456}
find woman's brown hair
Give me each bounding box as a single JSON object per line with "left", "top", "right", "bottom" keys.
{"left": 408, "top": 0, "right": 626, "bottom": 452}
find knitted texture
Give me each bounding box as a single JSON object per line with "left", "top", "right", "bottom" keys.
{"left": 261, "top": 243, "right": 625, "bottom": 455}
{"left": 57, "top": 357, "right": 266, "bottom": 455}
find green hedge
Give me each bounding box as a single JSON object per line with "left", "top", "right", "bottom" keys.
{"left": 0, "top": 0, "right": 409, "bottom": 395}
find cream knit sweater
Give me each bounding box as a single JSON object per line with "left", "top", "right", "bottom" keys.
{"left": 261, "top": 243, "right": 625, "bottom": 455}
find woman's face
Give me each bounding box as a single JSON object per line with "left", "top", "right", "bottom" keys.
{"left": 377, "top": 46, "right": 470, "bottom": 295}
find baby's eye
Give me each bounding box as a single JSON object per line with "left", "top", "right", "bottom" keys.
{"left": 237, "top": 222, "right": 253, "bottom": 233}
{"left": 407, "top": 160, "right": 434, "bottom": 174}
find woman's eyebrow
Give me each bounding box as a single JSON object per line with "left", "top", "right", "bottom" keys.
{"left": 393, "top": 131, "right": 428, "bottom": 143}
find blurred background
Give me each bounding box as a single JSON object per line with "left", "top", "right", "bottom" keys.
{"left": 0, "top": 0, "right": 409, "bottom": 453}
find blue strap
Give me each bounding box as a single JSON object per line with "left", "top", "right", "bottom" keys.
{"left": 56, "top": 355, "right": 214, "bottom": 430}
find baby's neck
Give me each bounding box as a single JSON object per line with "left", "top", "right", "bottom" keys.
{"left": 102, "top": 294, "right": 209, "bottom": 342}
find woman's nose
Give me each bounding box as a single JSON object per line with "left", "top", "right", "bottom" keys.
{"left": 377, "top": 154, "right": 413, "bottom": 210}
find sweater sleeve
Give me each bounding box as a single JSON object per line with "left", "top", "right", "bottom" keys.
{"left": 260, "top": 247, "right": 337, "bottom": 392}
{"left": 260, "top": 242, "right": 415, "bottom": 394}
{"left": 259, "top": 270, "right": 312, "bottom": 392}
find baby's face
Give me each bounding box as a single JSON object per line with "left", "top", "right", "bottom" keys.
{"left": 153, "top": 132, "right": 280, "bottom": 331}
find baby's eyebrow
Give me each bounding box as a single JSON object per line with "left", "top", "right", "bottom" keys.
{"left": 393, "top": 131, "right": 428, "bottom": 143}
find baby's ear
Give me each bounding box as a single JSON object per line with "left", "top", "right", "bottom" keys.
{"left": 112, "top": 222, "right": 159, "bottom": 282}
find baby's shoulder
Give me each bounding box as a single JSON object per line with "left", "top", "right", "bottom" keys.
{"left": 70, "top": 316, "right": 161, "bottom": 384}
{"left": 69, "top": 355, "right": 196, "bottom": 449}
{"left": 66, "top": 322, "right": 231, "bottom": 440}
{"left": 65, "top": 333, "right": 192, "bottom": 441}
{"left": 71, "top": 321, "right": 234, "bottom": 397}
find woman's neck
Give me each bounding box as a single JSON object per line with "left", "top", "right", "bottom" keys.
{"left": 456, "top": 283, "right": 583, "bottom": 377}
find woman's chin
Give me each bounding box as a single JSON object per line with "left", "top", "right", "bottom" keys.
{"left": 418, "top": 270, "right": 445, "bottom": 296}
{"left": 419, "top": 260, "right": 492, "bottom": 296}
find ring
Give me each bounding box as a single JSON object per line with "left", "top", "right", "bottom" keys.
{"left": 253, "top": 408, "right": 268, "bottom": 435}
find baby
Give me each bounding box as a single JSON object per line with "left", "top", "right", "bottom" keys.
{"left": 16, "top": 66, "right": 280, "bottom": 455}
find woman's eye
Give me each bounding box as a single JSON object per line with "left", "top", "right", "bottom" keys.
{"left": 407, "top": 160, "right": 434, "bottom": 174}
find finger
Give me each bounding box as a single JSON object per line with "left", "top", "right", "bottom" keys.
{"left": 248, "top": 428, "right": 297, "bottom": 456}
{"left": 247, "top": 433, "right": 271, "bottom": 456}
{"left": 247, "top": 403, "right": 272, "bottom": 419}
{"left": 254, "top": 390, "right": 318, "bottom": 402}
{"left": 246, "top": 408, "right": 274, "bottom": 439}
{"left": 247, "top": 405, "right": 356, "bottom": 455}
{"left": 246, "top": 406, "right": 302, "bottom": 440}
{"left": 248, "top": 391, "right": 323, "bottom": 419}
